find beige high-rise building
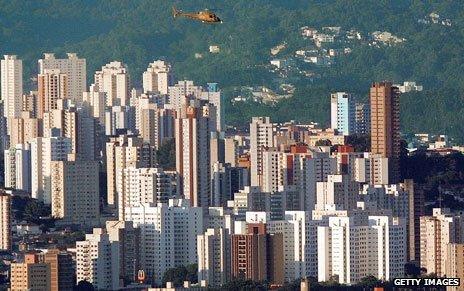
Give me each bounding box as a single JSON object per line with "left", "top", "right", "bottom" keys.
{"left": 50, "top": 159, "right": 100, "bottom": 226}
{"left": 10, "top": 253, "right": 51, "bottom": 291}
{"left": 168, "top": 80, "right": 203, "bottom": 110}
{"left": 250, "top": 117, "right": 274, "bottom": 187}
{"left": 175, "top": 105, "right": 211, "bottom": 208}
{"left": 8, "top": 111, "right": 42, "bottom": 146}
{"left": 76, "top": 228, "right": 120, "bottom": 290}
{"left": 0, "top": 193, "right": 11, "bottom": 251}
{"left": 44, "top": 249, "right": 74, "bottom": 291}
{"left": 370, "top": 82, "right": 400, "bottom": 184}
{"left": 38, "top": 53, "right": 86, "bottom": 104}
{"left": 354, "top": 153, "right": 389, "bottom": 185}
{"left": 22, "top": 91, "right": 39, "bottom": 117}
{"left": 1, "top": 55, "right": 23, "bottom": 120}
{"left": 139, "top": 107, "right": 175, "bottom": 149}
{"left": 37, "top": 69, "right": 67, "bottom": 118}
{"left": 44, "top": 106, "right": 96, "bottom": 160}
{"left": 82, "top": 84, "right": 106, "bottom": 125}
{"left": 106, "top": 135, "right": 156, "bottom": 208}
{"left": 94, "top": 61, "right": 130, "bottom": 107}
{"left": 445, "top": 244, "right": 464, "bottom": 291}
{"left": 420, "top": 208, "right": 464, "bottom": 276}
{"left": 142, "top": 60, "right": 173, "bottom": 95}
{"left": 224, "top": 137, "right": 239, "bottom": 167}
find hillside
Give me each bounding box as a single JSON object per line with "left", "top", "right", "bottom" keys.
{"left": 1, "top": 0, "right": 463, "bottom": 139}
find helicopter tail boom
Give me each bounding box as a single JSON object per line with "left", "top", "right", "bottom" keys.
{"left": 172, "top": 6, "right": 181, "bottom": 18}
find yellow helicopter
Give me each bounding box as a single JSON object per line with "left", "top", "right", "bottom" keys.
{"left": 172, "top": 6, "right": 222, "bottom": 23}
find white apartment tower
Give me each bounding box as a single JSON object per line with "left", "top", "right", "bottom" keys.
{"left": 124, "top": 199, "right": 203, "bottom": 285}
{"left": 38, "top": 53, "right": 86, "bottom": 104}
{"left": 250, "top": 117, "right": 274, "bottom": 187}
{"left": 30, "top": 134, "right": 72, "bottom": 204}
{"left": 1, "top": 55, "right": 23, "bottom": 120}
{"left": 142, "top": 60, "right": 172, "bottom": 95}
{"left": 318, "top": 214, "right": 406, "bottom": 284}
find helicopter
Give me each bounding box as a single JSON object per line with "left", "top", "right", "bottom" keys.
{"left": 172, "top": 6, "right": 222, "bottom": 23}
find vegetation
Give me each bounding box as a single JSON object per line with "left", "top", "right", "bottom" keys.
{"left": 1, "top": 1, "right": 464, "bottom": 139}
{"left": 12, "top": 196, "right": 50, "bottom": 223}
{"left": 74, "top": 280, "right": 95, "bottom": 291}
{"left": 162, "top": 264, "right": 198, "bottom": 287}
{"left": 401, "top": 151, "right": 464, "bottom": 212}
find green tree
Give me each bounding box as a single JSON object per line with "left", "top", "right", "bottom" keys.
{"left": 162, "top": 264, "right": 197, "bottom": 287}
{"left": 74, "top": 280, "right": 95, "bottom": 291}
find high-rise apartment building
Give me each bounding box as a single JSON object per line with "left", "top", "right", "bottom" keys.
{"left": 105, "top": 105, "right": 137, "bottom": 136}
{"left": 420, "top": 208, "right": 464, "bottom": 276}
{"left": 197, "top": 228, "right": 230, "bottom": 287}
{"left": 94, "top": 61, "right": 130, "bottom": 107}
{"left": 231, "top": 223, "right": 284, "bottom": 285}
{"left": 31, "top": 134, "right": 72, "bottom": 204}
{"left": 8, "top": 111, "right": 42, "bottom": 145}
{"left": 44, "top": 106, "right": 96, "bottom": 160}
{"left": 370, "top": 82, "right": 400, "bottom": 183}
{"left": 250, "top": 117, "right": 274, "bottom": 187}
{"left": 330, "top": 92, "right": 355, "bottom": 135}
{"left": 359, "top": 183, "right": 409, "bottom": 219}
{"left": 445, "top": 244, "right": 464, "bottom": 291}
{"left": 355, "top": 102, "right": 370, "bottom": 134}
{"left": 0, "top": 192, "right": 11, "bottom": 251}
{"left": 4, "top": 143, "right": 31, "bottom": 192}
{"left": 76, "top": 228, "right": 120, "bottom": 290}
{"left": 106, "top": 220, "right": 141, "bottom": 285}
{"left": 44, "top": 249, "right": 74, "bottom": 291}
{"left": 38, "top": 53, "right": 86, "bottom": 104}
{"left": 50, "top": 159, "right": 100, "bottom": 226}
{"left": 354, "top": 153, "right": 389, "bottom": 185}
{"left": 168, "top": 80, "right": 204, "bottom": 109}
{"left": 175, "top": 105, "right": 211, "bottom": 208}
{"left": 37, "top": 69, "right": 67, "bottom": 118}
{"left": 1, "top": 55, "right": 23, "bottom": 120}
{"left": 82, "top": 84, "right": 106, "bottom": 125}
{"left": 10, "top": 253, "right": 51, "bottom": 291}
{"left": 404, "top": 179, "right": 425, "bottom": 263}
{"left": 106, "top": 135, "right": 156, "bottom": 210}
{"left": 118, "top": 167, "right": 177, "bottom": 220}
{"left": 124, "top": 199, "right": 203, "bottom": 285}
{"left": 315, "top": 174, "right": 359, "bottom": 211}
{"left": 318, "top": 214, "right": 406, "bottom": 284}
{"left": 142, "top": 60, "right": 173, "bottom": 94}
